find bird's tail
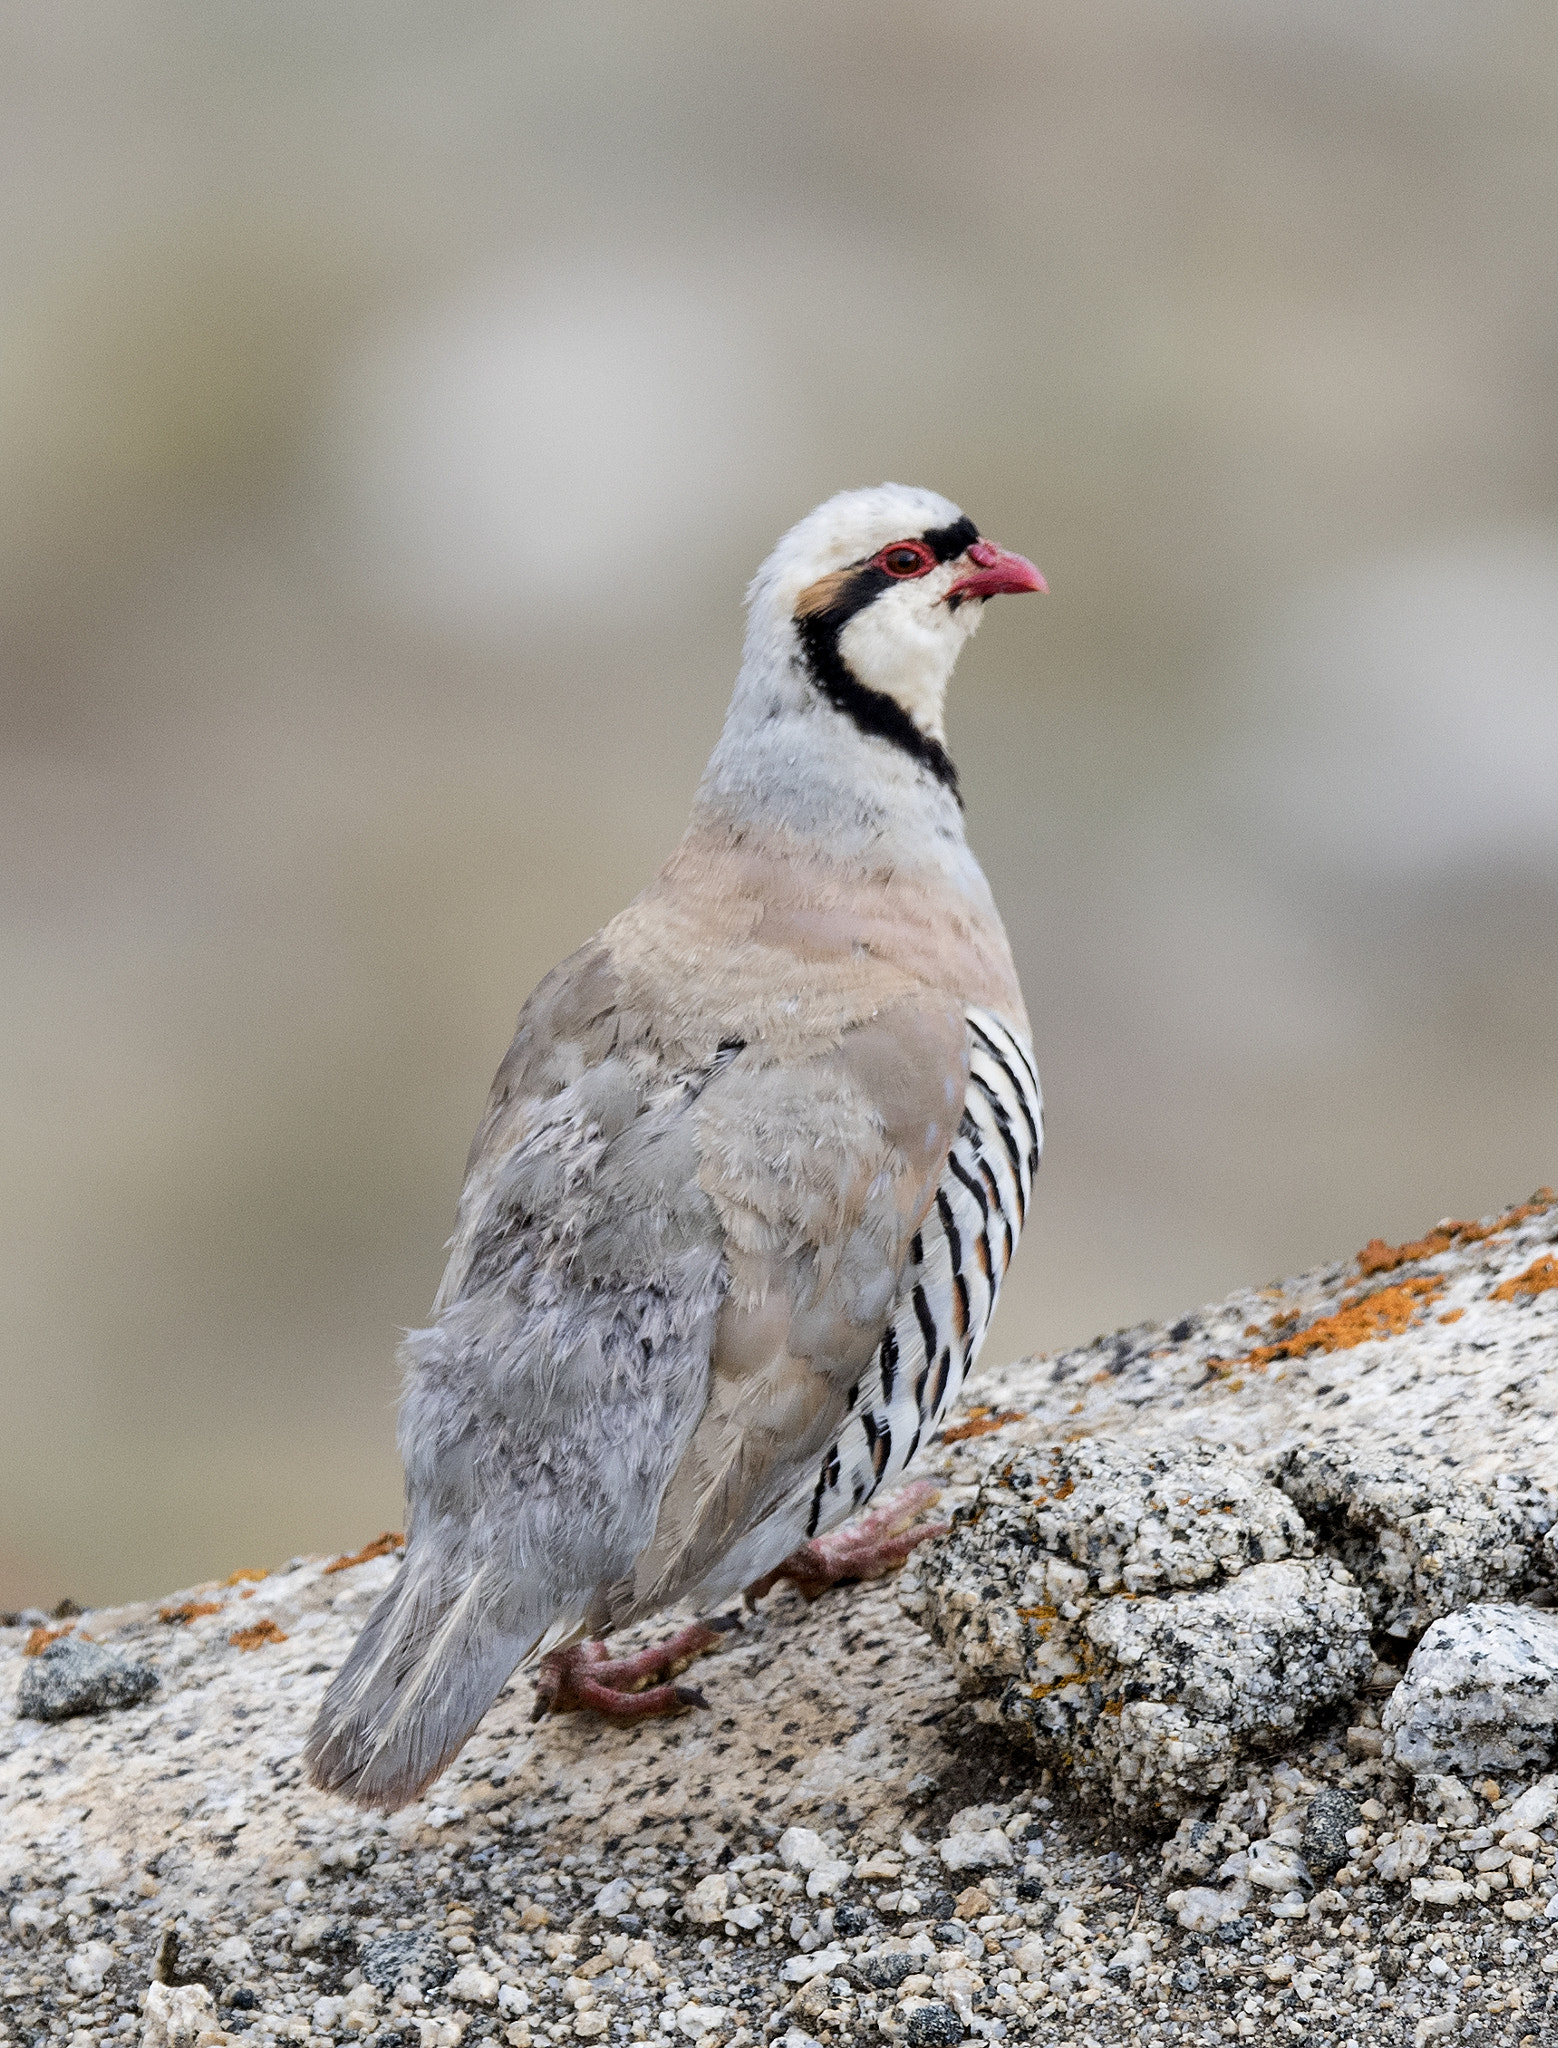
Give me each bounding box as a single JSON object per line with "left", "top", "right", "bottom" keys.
{"left": 304, "top": 1536, "right": 570, "bottom": 1811}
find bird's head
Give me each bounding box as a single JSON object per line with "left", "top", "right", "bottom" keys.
{"left": 742, "top": 484, "right": 1045, "bottom": 802}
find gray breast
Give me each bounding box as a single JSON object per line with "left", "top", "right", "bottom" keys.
{"left": 802, "top": 1005, "right": 1042, "bottom": 1540}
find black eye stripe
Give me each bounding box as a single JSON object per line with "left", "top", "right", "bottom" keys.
{"left": 920, "top": 515, "right": 980, "bottom": 564}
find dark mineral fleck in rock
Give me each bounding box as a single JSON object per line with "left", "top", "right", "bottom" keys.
{"left": 16, "top": 1636, "right": 158, "bottom": 1721}
{"left": 1300, "top": 1785, "right": 1362, "bottom": 1880}
{"left": 831, "top": 1901, "right": 871, "bottom": 1937}
{"left": 853, "top": 1951, "right": 922, "bottom": 1991}
{"left": 903, "top": 2003, "right": 965, "bottom": 2046}
{"left": 360, "top": 1932, "right": 452, "bottom": 1997}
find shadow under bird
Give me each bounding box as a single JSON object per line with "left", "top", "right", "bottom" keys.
{"left": 306, "top": 484, "right": 1047, "bottom": 1809}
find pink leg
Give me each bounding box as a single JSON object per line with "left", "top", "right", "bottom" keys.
{"left": 530, "top": 1617, "right": 736, "bottom": 1723}
{"left": 745, "top": 1480, "right": 949, "bottom": 1605}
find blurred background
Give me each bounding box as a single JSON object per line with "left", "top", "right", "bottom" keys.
{"left": 2, "top": 1, "right": 1555, "bottom": 1609}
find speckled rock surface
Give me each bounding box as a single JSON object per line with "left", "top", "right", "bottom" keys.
{"left": 1384, "top": 1606, "right": 1558, "bottom": 1782}
{"left": 903, "top": 1439, "right": 1372, "bottom": 1820}
{"left": 1272, "top": 1448, "right": 1554, "bottom": 1642}
{"left": 3, "top": 1190, "right": 1557, "bottom": 2048}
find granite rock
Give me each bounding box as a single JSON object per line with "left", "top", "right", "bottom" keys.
{"left": 1272, "top": 1443, "right": 1554, "bottom": 1641}
{"left": 3, "top": 1189, "right": 1557, "bottom": 2047}
{"left": 15, "top": 1634, "right": 158, "bottom": 1721}
{"left": 1383, "top": 1601, "right": 1558, "bottom": 1781}
{"left": 905, "top": 1437, "right": 1371, "bottom": 1819}
{"left": 1299, "top": 1784, "right": 1362, "bottom": 1880}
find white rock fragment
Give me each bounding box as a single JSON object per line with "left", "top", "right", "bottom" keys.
{"left": 342, "top": 1984, "right": 381, "bottom": 2032}
{"left": 1165, "top": 1882, "right": 1251, "bottom": 1932}
{"left": 1413, "top": 2017, "right": 1457, "bottom": 2045}
{"left": 1419, "top": 1775, "right": 1479, "bottom": 1825}
{"left": 777, "top": 1827, "right": 829, "bottom": 1871}
{"left": 9, "top": 1898, "right": 59, "bottom": 1941}
{"left": 64, "top": 1940, "right": 114, "bottom": 1993}
{"left": 683, "top": 1873, "right": 730, "bottom": 1925}
{"left": 591, "top": 1876, "right": 636, "bottom": 1917}
{"left": 1411, "top": 1874, "right": 1472, "bottom": 1906}
{"left": 776, "top": 1824, "right": 850, "bottom": 1895}
{"left": 937, "top": 1828, "right": 1013, "bottom": 1873}
{"left": 1374, "top": 1823, "right": 1440, "bottom": 1882}
{"left": 1106, "top": 1929, "right": 1153, "bottom": 1976}
{"left": 781, "top": 1946, "right": 847, "bottom": 1984}
{"left": 140, "top": 1982, "right": 215, "bottom": 2048}
{"left": 1245, "top": 1839, "right": 1309, "bottom": 1893}
{"left": 446, "top": 1964, "right": 499, "bottom": 2004}
{"left": 1383, "top": 1604, "right": 1558, "bottom": 1781}
{"left": 1499, "top": 1774, "right": 1558, "bottom": 1833}
{"left": 675, "top": 2006, "right": 729, "bottom": 2039}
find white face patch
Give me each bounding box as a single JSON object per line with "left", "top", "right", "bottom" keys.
{"left": 835, "top": 567, "right": 984, "bottom": 744}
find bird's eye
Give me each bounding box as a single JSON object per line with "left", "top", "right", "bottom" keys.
{"left": 877, "top": 542, "right": 933, "bottom": 578}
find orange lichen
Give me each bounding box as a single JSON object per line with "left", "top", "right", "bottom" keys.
{"left": 1439, "top": 1308, "right": 1465, "bottom": 1325}
{"left": 23, "top": 1625, "right": 72, "bottom": 1657}
{"left": 1357, "top": 1189, "right": 1553, "bottom": 1276}
{"left": 323, "top": 1531, "right": 405, "bottom": 1575}
{"left": 159, "top": 1600, "right": 223, "bottom": 1625}
{"left": 223, "top": 1566, "right": 269, "bottom": 1587}
{"left": 229, "top": 1619, "right": 288, "bottom": 1650}
{"left": 1216, "top": 1274, "right": 1445, "bottom": 1375}
{"left": 941, "top": 1408, "right": 1025, "bottom": 1444}
{"left": 1491, "top": 1254, "right": 1558, "bottom": 1305}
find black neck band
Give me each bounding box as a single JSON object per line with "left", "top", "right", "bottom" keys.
{"left": 794, "top": 535, "right": 969, "bottom": 804}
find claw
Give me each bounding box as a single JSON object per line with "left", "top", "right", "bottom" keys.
{"left": 531, "top": 1619, "right": 731, "bottom": 1723}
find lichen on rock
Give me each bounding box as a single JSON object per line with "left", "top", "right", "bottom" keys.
{"left": 904, "top": 1437, "right": 1373, "bottom": 1819}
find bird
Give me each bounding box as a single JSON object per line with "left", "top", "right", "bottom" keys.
{"left": 305, "top": 483, "right": 1046, "bottom": 1810}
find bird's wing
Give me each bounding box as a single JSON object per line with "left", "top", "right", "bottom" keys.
{"left": 306, "top": 936, "right": 728, "bottom": 1806}
{"left": 599, "top": 992, "right": 969, "bottom": 1624}
{"left": 306, "top": 933, "right": 964, "bottom": 1807}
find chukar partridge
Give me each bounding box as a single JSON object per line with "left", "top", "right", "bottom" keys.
{"left": 307, "top": 483, "right": 1045, "bottom": 1809}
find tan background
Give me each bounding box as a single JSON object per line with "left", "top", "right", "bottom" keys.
{"left": 2, "top": 1, "right": 1555, "bottom": 1609}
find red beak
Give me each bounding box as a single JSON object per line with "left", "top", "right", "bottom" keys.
{"left": 946, "top": 539, "right": 1048, "bottom": 602}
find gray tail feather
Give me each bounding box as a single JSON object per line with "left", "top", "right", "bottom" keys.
{"left": 304, "top": 1550, "right": 548, "bottom": 1811}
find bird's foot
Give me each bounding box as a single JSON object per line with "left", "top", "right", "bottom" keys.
{"left": 744, "top": 1480, "right": 949, "bottom": 1605}
{"left": 530, "top": 1615, "right": 739, "bottom": 1723}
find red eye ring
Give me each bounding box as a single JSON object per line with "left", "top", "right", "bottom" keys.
{"left": 873, "top": 539, "right": 936, "bottom": 579}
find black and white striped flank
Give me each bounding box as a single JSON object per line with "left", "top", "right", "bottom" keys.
{"left": 805, "top": 1005, "right": 1042, "bottom": 1539}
